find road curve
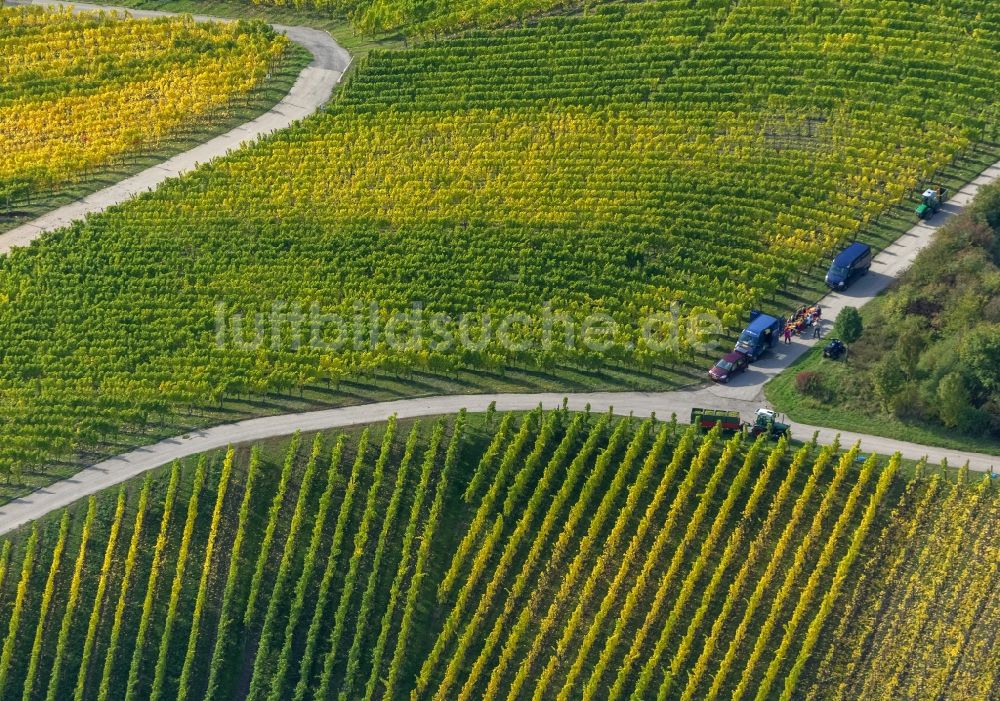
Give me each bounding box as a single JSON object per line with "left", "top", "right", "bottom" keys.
{"left": 0, "top": 0, "right": 351, "bottom": 255}
{"left": 1, "top": 389, "right": 999, "bottom": 536}
{"left": 2, "top": 155, "right": 998, "bottom": 535}
{"left": 0, "top": 5, "right": 999, "bottom": 534}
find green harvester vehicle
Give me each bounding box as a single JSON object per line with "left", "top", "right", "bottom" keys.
{"left": 915, "top": 186, "right": 946, "bottom": 220}
{"left": 690, "top": 407, "right": 790, "bottom": 440}
{"left": 749, "top": 408, "right": 790, "bottom": 439}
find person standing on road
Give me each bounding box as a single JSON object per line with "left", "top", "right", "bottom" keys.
{"left": 813, "top": 322, "right": 821, "bottom": 339}
{"left": 784, "top": 327, "right": 793, "bottom": 344}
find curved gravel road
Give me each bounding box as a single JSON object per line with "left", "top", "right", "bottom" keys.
{"left": 2, "top": 385, "right": 999, "bottom": 536}
{"left": 0, "top": 0, "right": 351, "bottom": 255}
{"left": 0, "top": 4, "right": 998, "bottom": 534}
{"left": 0, "top": 148, "right": 997, "bottom": 535}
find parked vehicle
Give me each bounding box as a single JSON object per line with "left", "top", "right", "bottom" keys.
{"left": 690, "top": 407, "right": 790, "bottom": 439}
{"left": 825, "top": 242, "right": 872, "bottom": 290}
{"left": 708, "top": 351, "right": 750, "bottom": 383}
{"left": 734, "top": 310, "right": 784, "bottom": 361}
{"left": 823, "top": 338, "right": 846, "bottom": 359}
{"left": 915, "top": 185, "right": 947, "bottom": 220}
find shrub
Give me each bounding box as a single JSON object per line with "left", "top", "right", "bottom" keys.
{"left": 795, "top": 371, "right": 823, "bottom": 396}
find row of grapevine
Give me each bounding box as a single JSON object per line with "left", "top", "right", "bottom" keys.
{"left": 0, "top": 527, "right": 39, "bottom": 696}
{"left": 6, "top": 0, "right": 1000, "bottom": 486}
{"left": 342, "top": 423, "right": 420, "bottom": 696}
{"left": 632, "top": 438, "right": 786, "bottom": 700}
{"left": 177, "top": 447, "right": 238, "bottom": 701}
{"left": 579, "top": 426, "right": 730, "bottom": 700}
{"left": 150, "top": 457, "right": 209, "bottom": 701}
{"left": 266, "top": 437, "right": 346, "bottom": 701}
{"left": 124, "top": 462, "right": 183, "bottom": 701}
{"left": 460, "top": 413, "right": 612, "bottom": 701}
{"left": 44, "top": 499, "right": 96, "bottom": 701}
{"left": 82, "top": 488, "right": 134, "bottom": 701}
{"left": 462, "top": 412, "right": 514, "bottom": 504}
{"left": 814, "top": 471, "right": 999, "bottom": 700}
{"left": 205, "top": 447, "right": 263, "bottom": 701}
{"left": 0, "top": 412, "right": 992, "bottom": 701}
{"left": 375, "top": 420, "right": 445, "bottom": 701}
{"left": 243, "top": 433, "right": 302, "bottom": 629}
{"left": 94, "top": 478, "right": 151, "bottom": 701}
{"left": 418, "top": 410, "right": 557, "bottom": 697}
{"left": 247, "top": 435, "right": 324, "bottom": 701}
{"left": 600, "top": 432, "right": 750, "bottom": 701}
{"left": 532, "top": 419, "right": 660, "bottom": 698}
{"left": 676, "top": 441, "right": 816, "bottom": 701}
{"left": 291, "top": 429, "right": 370, "bottom": 701}
{"left": 779, "top": 455, "right": 900, "bottom": 700}
{"left": 432, "top": 413, "right": 589, "bottom": 701}
{"left": 0, "top": 5, "right": 288, "bottom": 203}
{"left": 503, "top": 416, "right": 637, "bottom": 700}
{"left": 20, "top": 513, "right": 70, "bottom": 701}
{"left": 704, "top": 440, "right": 839, "bottom": 700}
{"left": 385, "top": 412, "right": 466, "bottom": 697}
{"left": 545, "top": 425, "right": 697, "bottom": 701}
{"left": 438, "top": 408, "right": 539, "bottom": 602}
{"left": 315, "top": 416, "right": 397, "bottom": 697}
{"left": 362, "top": 419, "right": 436, "bottom": 699}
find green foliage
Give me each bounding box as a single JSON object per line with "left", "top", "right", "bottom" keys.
{"left": 46, "top": 499, "right": 96, "bottom": 701}
{"left": 0, "top": 527, "right": 38, "bottom": 697}
{"left": 870, "top": 352, "right": 907, "bottom": 413}
{"left": 243, "top": 432, "right": 302, "bottom": 627}
{"left": 205, "top": 447, "right": 262, "bottom": 701}
{"left": 0, "top": 5, "right": 286, "bottom": 202}
{"left": 21, "top": 513, "right": 70, "bottom": 701}
{"left": 960, "top": 324, "right": 1000, "bottom": 394}
{"left": 149, "top": 457, "right": 207, "bottom": 701}
{"left": 177, "top": 448, "right": 237, "bottom": 701}
{"left": 4, "top": 0, "right": 1000, "bottom": 481}
{"left": 0, "top": 413, "right": 995, "bottom": 701}
{"left": 124, "top": 463, "right": 182, "bottom": 701}
{"left": 84, "top": 488, "right": 132, "bottom": 701}
{"left": 776, "top": 180, "right": 1000, "bottom": 437}
{"left": 834, "top": 307, "right": 864, "bottom": 345}
{"left": 937, "top": 372, "right": 972, "bottom": 429}
{"left": 247, "top": 435, "right": 323, "bottom": 701}
{"left": 241, "top": 0, "right": 578, "bottom": 36}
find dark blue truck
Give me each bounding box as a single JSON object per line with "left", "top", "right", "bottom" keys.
{"left": 734, "top": 310, "right": 784, "bottom": 361}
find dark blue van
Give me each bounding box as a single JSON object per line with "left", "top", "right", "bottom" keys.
{"left": 825, "top": 242, "right": 872, "bottom": 290}
{"left": 734, "top": 310, "right": 784, "bottom": 361}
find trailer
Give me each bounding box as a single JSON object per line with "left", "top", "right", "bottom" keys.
{"left": 690, "top": 407, "right": 743, "bottom": 433}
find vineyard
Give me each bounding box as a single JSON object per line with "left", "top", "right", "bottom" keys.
{"left": 247, "top": 0, "right": 574, "bottom": 36}
{"left": 0, "top": 5, "right": 289, "bottom": 211}
{"left": 1, "top": 410, "right": 994, "bottom": 700}
{"left": 805, "top": 471, "right": 1000, "bottom": 699}
{"left": 1, "top": 0, "right": 1000, "bottom": 484}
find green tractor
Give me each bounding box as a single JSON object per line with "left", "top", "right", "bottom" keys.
{"left": 915, "top": 186, "right": 947, "bottom": 220}
{"left": 747, "top": 408, "right": 790, "bottom": 440}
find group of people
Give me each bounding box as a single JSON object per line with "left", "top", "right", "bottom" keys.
{"left": 783, "top": 304, "right": 822, "bottom": 343}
